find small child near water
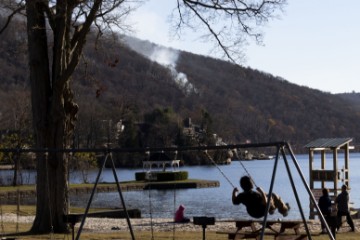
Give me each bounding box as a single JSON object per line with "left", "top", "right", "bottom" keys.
{"left": 174, "top": 204, "right": 190, "bottom": 223}
{"left": 232, "top": 176, "right": 290, "bottom": 218}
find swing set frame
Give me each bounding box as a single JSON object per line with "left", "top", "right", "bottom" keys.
{"left": 0, "top": 141, "right": 335, "bottom": 240}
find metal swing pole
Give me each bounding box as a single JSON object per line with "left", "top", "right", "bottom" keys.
{"left": 280, "top": 146, "right": 313, "bottom": 240}
{"left": 172, "top": 182, "right": 177, "bottom": 240}
{"left": 286, "top": 143, "right": 335, "bottom": 240}
{"left": 75, "top": 152, "right": 110, "bottom": 240}
{"left": 260, "top": 144, "right": 282, "bottom": 240}
{"left": 109, "top": 152, "right": 136, "bottom": 240}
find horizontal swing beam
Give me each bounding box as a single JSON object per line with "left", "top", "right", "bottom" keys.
{"left": 0, "top": 141, "right": 288, "bottom": 154}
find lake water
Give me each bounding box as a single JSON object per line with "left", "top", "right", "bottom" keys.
{"left": 2, "top": 152, "right": 360, "bottom": 220}
{"left": 70, "top": 152, "right": 360, "bottom": 220}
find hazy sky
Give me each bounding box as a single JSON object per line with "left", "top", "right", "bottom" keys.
{"left": 128, "top": 0, "right": 360, "bottom": 94}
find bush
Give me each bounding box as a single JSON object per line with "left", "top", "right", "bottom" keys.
{"left": 135, "top": 171, "right": 188, "bottom": 181}
{"left": 70, "top": 152, "right": 98, "bottom": 183}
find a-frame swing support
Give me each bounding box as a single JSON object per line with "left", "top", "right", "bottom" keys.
{"left": 75, "top": 151, "right": 136, "bottom": 240}
{"left": 258, "top": 142, "right": 335, "bottom": 240}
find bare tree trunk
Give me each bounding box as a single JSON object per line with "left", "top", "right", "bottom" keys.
{"left": 26, "top": 1, "right": 68, "bottom": 233}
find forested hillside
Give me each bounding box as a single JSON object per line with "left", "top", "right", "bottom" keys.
{"left": 1, "top": 16, "right": 360, "bottom": 158}
{"left": 338, "top": 92, "right": 360, "bottom": 110}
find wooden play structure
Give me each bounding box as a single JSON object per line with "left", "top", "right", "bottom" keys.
{"left": 304, "top": 138, "right": 354, "bottom": 219}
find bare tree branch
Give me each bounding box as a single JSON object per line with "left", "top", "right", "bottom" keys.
{"left": 183, "top": 0, "right": 236, "bottom": 62}
{"left": 173, "top": 0, "right": 286, "bottom": 63}
{"left": 0, "top": 3, "right": 25, "bottom": 35}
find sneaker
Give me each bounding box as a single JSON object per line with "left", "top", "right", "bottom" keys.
{"left": 281, "top": 203, "right": 290, "bottom": 217}
{"left": 286, "top": 203, "right": 291, "bottom": 211}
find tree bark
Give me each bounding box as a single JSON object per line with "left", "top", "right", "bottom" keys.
{"left": 26, "top": 1, "right": 69, "bottom": 233}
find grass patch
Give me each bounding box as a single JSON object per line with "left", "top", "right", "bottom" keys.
{"left": 0, "top": 227, "right": 359, "bottom": 240}
{"left": 0, "top": 204, "right": 118, "bottom": 216}
{"left": 0, "top": 208, "right": 357, "bottom": 240}
{"left": 0, "top": 205, "right": 36, "bottom": 215}
{"left": 0, "top": 179, "right": 212, "bottom": 191}
{"left": 0, "top": 185, "right": 35, "bottom": 192}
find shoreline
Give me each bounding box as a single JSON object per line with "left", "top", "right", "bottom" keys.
{"left": 0, "top": 179, "right": 219, "bottom": 203}
{"left": 0, "top": 164, "right": 14, "bottom": 170}
{"left": 2, "top": 214, "right": 359, "bottom": 234}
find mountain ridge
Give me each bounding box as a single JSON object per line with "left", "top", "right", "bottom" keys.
{"left": 1, "top": 16, "right": 360, "bottom": 151}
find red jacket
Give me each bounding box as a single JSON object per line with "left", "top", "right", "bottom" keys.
{"left": 174, "top": 205, "right": 185, "bottom": 222}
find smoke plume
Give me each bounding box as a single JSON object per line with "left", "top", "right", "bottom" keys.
{"left": 123, "top": 37, "right": 197, "bottom": 95}
{"left": 149, "top": 46, "right": 197, "bottom": 95}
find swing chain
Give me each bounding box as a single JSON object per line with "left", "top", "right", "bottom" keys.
{"left": 232, "top": 149, "right": 258, "bottom": 188}
{"left": 203, "top": 150, "right": 236, "bottom": 189}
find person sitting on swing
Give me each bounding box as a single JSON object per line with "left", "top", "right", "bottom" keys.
{"left": 232, "top": 176, "right": 290, "bottom": 218}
